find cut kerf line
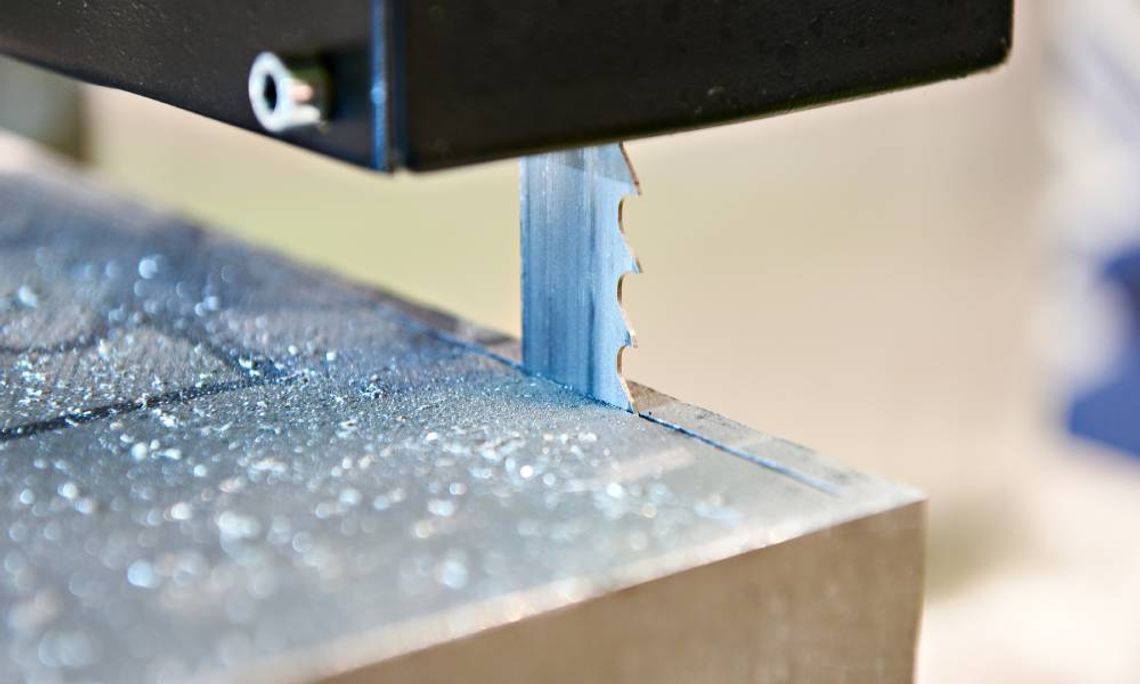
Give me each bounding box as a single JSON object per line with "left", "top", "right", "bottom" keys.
{"left": 393, "top": 310, "right": 842, "bottom": 497}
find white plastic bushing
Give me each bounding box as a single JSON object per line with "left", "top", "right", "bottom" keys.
{"left": 248, "top": 52, "right": 328, "bottom": 134}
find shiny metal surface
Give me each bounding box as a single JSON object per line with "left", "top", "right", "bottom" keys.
{"left": 0, "top": 139, "right": 924, "bottom": 683}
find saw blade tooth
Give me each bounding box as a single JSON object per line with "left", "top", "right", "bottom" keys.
{"left": 521, "top": 143, "right": 642, "bottom": 412}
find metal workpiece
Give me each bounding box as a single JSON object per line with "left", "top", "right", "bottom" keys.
{"left": 522, "top": 144, "right": 641, "bottom": 412}
{"left": 0, "top": 140, "right": 926, "bottom": 683}
{"left": 0, "top": 1, "right": 1014, "bottom": 171}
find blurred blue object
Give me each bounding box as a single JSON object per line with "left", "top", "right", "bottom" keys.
{"left": 1051, "top": 1, "right": 1140, "bottom": 458}
{"left": 1070, "top": 248, "right": 1140, "bottom": 456}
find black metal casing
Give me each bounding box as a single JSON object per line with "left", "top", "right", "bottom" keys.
{"left": 0, "top": 1, "right": 1014, "bottom": 171}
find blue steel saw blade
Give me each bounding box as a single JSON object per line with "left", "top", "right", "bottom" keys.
{"left": 520, "top": 144, "right": 642, "bottom": 411}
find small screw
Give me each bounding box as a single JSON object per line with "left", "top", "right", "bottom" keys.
{"left": 248, "top": 52, "right": 329, "bottom": 134}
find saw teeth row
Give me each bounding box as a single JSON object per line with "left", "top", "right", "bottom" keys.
{"left": 520, "top": 143, "right": 642, "bottom": 412}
